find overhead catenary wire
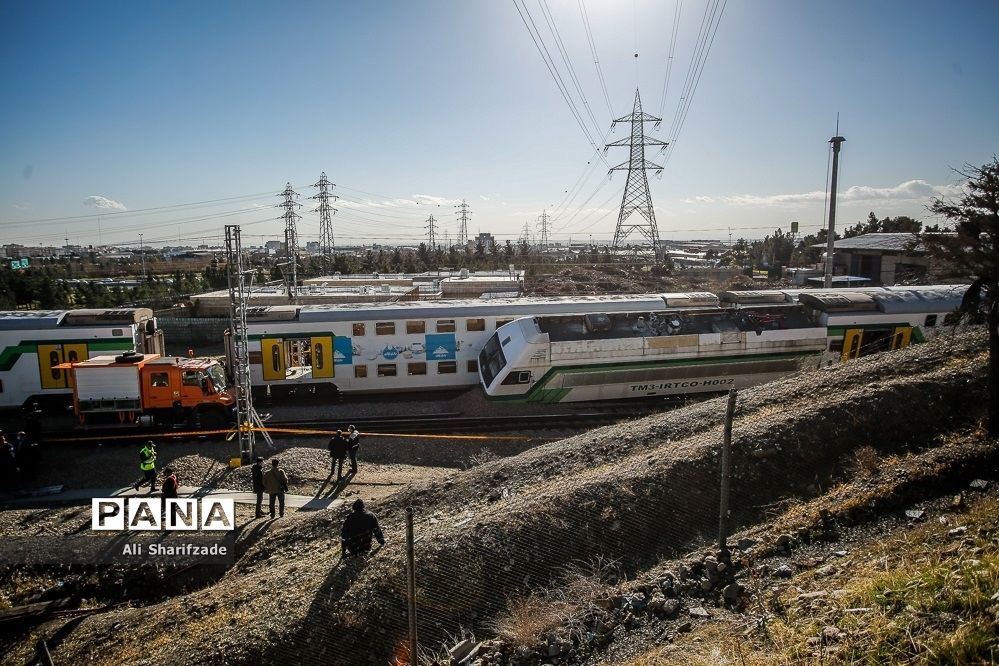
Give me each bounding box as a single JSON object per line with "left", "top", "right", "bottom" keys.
{"left": 577, "top": 0, "right": 615, "bottom": 119}
{"left": 656, "top": 0, "right": 684, "bottom": 119}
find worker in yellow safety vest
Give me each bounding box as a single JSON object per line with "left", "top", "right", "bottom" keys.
{"left": 133, "top": 440, "right": 158, "bottom": 493}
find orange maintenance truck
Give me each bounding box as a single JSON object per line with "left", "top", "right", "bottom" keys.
{"left": 58, "top": 352, "right": 235, "bottom": 428}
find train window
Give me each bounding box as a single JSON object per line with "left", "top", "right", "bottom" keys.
{"left": 828, "top": 339, "right": 844, "bottom": 353}
{"left": 354, "top": 365, "right": 368, "bottom": 378}
{"left": 353, "top": 323, "right": 365, "bottom": 336}
{"left": 375, "top": 322, "right": 395, "bottom": 335}
{"left": 182, "top": 371, "right": 199, "bottom": 386}
{"left": 437, "top": 361, "right": 457, "bottom": 374}
{"left": 406, "top": 321, "right": 426, "bottom": 334}
{"left": 467, "top": 360, "right": 478, "bottom": 373}
{"left": 408, "top": 362, "right": 427, "bottom": 376}
{"left": 112, "top": 329, "right": 123, "bottom": 336}
{"left": 496, "top": 318, "right": 514, "bottom": 329}
{"left": 501, "top": 336, "right": 512, "bottom": 346}
{"left": 925, "top": 314, "right": 938, "bottom": 327}
{"left": 466, "top": 318, "right": 486, "bottom": 332}
{"left": 150, "top": 373, "right": 170, "bottom": 387}
{"left": 501, "top": 371, "right": 532, "bottom": 385}
{"left": 436, "top": 320, "right": 455, "bottom": 333}
{"left": 0, "top": 379, "right": 3, "bottom": 393}
{"left": 377, "top": 364, "right": 397, "bottom": 377}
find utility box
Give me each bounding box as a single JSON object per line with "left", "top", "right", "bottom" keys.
{"left": 72, "top": 353, "right": 147, "bottom": 412}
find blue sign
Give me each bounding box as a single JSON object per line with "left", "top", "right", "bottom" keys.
{"left": 333, "top": 337, "right": 353, "bottom": 365}
{"left": 425, "top": 334, "right": 456, "bottom": 361}
{"left": 381, "top": 346, "right": 400, "bottom": 360}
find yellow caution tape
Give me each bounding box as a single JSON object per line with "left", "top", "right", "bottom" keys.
{"left": 46, "top": 425, "right": 534, "bottom": 443}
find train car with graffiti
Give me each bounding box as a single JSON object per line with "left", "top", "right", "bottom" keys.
{"left": 229, "top": 294, "right": 720, "bottom": 398}
{"left": 0, "top": 309, "right": 163, "bottom": 410}
{"left": 478, "top": 285, "right": 968, "bottom": 403}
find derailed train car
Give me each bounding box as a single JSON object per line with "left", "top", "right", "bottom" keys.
{"left": 478, "top": 285, "right": 967, "bottom": 403}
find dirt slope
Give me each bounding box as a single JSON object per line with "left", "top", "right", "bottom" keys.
{"left": 7, "top": 332, "right": 988, "bottom": 666}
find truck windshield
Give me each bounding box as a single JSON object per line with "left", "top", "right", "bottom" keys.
{"left": 207, "top": 364, "right": 227, "bottom": 391}
{"left": 478, "top": 332, "right": 507, "bottom": 388}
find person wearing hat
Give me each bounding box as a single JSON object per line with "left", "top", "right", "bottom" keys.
{"left": 340, "top": 498, "right": 385, "bottom": 557}
{"left": 133, "top": 441, "right": 157, "bottom": 493}
{"left": 328, "top": 430, "right": 348, "bottom": 480}
{"left": 251, "top": 456, "right": 265, "bottom": 518}
{"left": 346, "top": 425, "right": 361, "bottom": 475}
{"left": 262, "top": 458, "right": 289, "bottom": 519}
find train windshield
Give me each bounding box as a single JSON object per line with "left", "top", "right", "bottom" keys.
{"left": 479, "top": 332, "right": 507, "bottom": 388}
{"left": 206, "top": 364, "right": 227, "bottom": 392}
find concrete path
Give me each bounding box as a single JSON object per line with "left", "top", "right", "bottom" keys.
{"left": 0, "top": 485, "right": 342, "bottom": 511}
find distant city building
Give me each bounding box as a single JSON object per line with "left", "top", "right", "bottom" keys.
{"left": 305, "top": 241, "right": 320, "bottom": 253}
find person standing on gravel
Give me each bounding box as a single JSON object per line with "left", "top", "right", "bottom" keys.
{"left": 133, "top": 441, "right": 157, "bottom": 493}
{"left": 251, "top": 456, "right": 265, "bottom": 518}
{"left": 161, "top": 467, "right": 179, "bottom": 499}
{"left": 340, "top": 499, "right": 385, "bottom": 557}
{"left": 328, "top": 430, "right": 348, "bottom": 480}
{"left": 263, "top": 458, "right": 289, "bottom": 519}
{"left": 347, "top": 425, "right": 361, "bottom": 475}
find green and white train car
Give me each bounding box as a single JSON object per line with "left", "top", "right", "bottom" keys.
{"left": 479, "top": 285, "right": 967, "bottom": 403}
{"left": 0, "top": 309, "right": 162, "bottom": 410}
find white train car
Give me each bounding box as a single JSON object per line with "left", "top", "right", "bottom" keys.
{"left": 0, "top": 309, "right": 162, "bottom": 410}
{"left": 479, "top": 285, "right": 968, "bottom": 403}
{"left": 231, "top": 293, "right": 720, "bottom": 397}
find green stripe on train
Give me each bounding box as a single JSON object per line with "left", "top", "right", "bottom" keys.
{"left": 0, "top": 339, "right": 132, "bottom": 372}
{"left": 485, "top": 349, "right": 819, "bottom": 403}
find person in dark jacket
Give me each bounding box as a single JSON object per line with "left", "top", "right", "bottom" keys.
{"left": 161, "top": 467, "right": 179, "bottom": 498}
{"left": 251, "top": 457, "right": 265, "bottom": 518}
{"left": 340, "top": 498, "right": 385, "bottom": 557}
{"left": 328, "top": 430, "right": 348, "bottom": 480}
{"left": 263, "top": 458, "right": 289, "bottom": 519}
{"left": 346, "top": 425, "right": 361, "bottom": 475}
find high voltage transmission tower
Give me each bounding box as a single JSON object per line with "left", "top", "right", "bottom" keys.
{"left": 605, "top": 90, "right": 669, "bottom": 263}
{"left": 455, "top": 200, "right": 471, "bottom": 247}
{"left": 425, "top": 215, "right": 437, "bottom": 248}
{"left": 310, "top": 173, "right": 337, "bottom": 275}
{"left": 536, "top": 209, "right": 551, "bottom": 250}
{"left": 278, "top": 182, "right": 302, "bottom": 296}
{"left": 520, "top": 220, "right": 532, "bottom": 247}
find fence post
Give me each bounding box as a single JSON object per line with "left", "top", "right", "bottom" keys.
{"left": 719, "top": 389, "right": 738, "bottom": 552}
{"left": 406, "top": 507, "right": 418, "bottom": 665}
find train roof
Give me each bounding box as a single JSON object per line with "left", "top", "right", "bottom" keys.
{"left": 0, "top": 308, "right": 153, "bottom": 330}
{"left": 244, "top": 293, "right": 721, "bottom": 323}
{"left": 798, "top": 285, "right": 967, "bottom": 313}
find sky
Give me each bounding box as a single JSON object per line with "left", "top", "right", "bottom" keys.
{"left": 1, "top": 0, "right": 997, "bottom": 249}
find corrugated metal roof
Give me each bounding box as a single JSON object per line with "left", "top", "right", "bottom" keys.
{"left": 811, "top": 233, "right": 927, "bottom": 251}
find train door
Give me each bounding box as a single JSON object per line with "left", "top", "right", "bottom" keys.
{"left": 37, "top": 343, "right": 89, "bottom": 389}
{"left": 890, "top": 326, "right": 913, "bottom": 350}
{"left": 260, "top": 338, "right": 286, "bottom": 381}
{"left": 310, "top": 336, "right": 334, "bottom": 378}
{"left": 840, "top": 329, "right": 863, "bottom": 362}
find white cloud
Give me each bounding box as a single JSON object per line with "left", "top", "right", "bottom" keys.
{"left": 84, "top": 195, "right": 127, "bottom": 211}
{"left": 480, "top": 195, "right": 491, "bottom": 201}
{"left": 413, "top": 194, "right": 460, "bottom": 207}
{"left": 721, "top": 180, "right": 964, "bottom": 208}
{"left": 11, "top": 202, "right": 31, "bottom": 211}
{"left": 682, "top": 196, "right": 715, "bottom": 204}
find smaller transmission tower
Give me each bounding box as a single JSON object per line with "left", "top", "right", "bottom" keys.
{"left": 225, "top": 225, "right": 274, "bottom": 463}
{"left": 278, "top": 182, "right": 302, "bottom": 297}
{"left": 520, "top": 220, "right": 532, "bottom": 247}
{"left": 310, "top": 173, "right": 338, "bottom": 275}
{"left": 455, "top": 200, "right": 472, "bottom": 247}
{"left": 426, "top": 215, "right": 437, "bottom": 249}
{"left": 536, "top": 209, "right": 551, "bottom": 250}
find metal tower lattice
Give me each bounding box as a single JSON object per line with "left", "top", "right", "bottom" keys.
{"left": 426, "top": 214, "right": 437, "bottom": 249}
{"left": 278, "top": 183, "right": 302, "bottom": 296}
{"left": 310, "top": 173, "right": 338, "bottom": 275}
{"left": 455, "top": 200, "right": 471, "bottom": 247}
{"left": 605, "top": 89, "right": 669, "bottom": 262}
{"left": 536, "top": 209, "right": 551, "bottom": 250}
{"left": 225, "top": 225, "right": 273, "bottom": 463}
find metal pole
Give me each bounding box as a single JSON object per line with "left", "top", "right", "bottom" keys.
{"left": 718, "top": 389, "right": 737, "bottom": 552}
{"left": 824, "top": 135, "right": 846, "bottom": 288}
{"left": 405, "top": 507, "right": 418, "bottom": 665}
{"left": 139, "top": 233, "right": 146, "bottom": 280}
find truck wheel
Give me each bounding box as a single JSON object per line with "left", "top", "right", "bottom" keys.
{"left": 197, "top": 407, "right": 228, "bottom": 430}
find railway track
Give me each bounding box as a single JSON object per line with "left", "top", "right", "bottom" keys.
{"left": 38, "top": 408, "right": 653, "bottom": 441}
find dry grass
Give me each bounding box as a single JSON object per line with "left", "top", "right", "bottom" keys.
{"left": 845, "top": 445, "right": 881, "bottom": 478}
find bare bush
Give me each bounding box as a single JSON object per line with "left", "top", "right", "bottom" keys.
{"left": 848, "top": 445, "right": 881, "bottom": 478}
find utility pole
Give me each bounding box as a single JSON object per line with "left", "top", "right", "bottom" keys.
{"left": 537, "top": 209, "right": 551, "bottom": 250}
{"left": 225, "top": 225, "right": 274, "bottom": 463}
{"left": 139, "top": 233, "right": 146, "bottom": 279}
{"left": 311, "top": 173, "right": 337, "bottom": 276}
{"left": 606, "top": 89, "right": 669, "bottom": 263}
{"left": 278, "top": 183, "right": 302, "bottom": 297}
{"left": 455, "top": 200, "right": 471, "bottom": 248}
{"left": 824, "top": 134, "right": 846, "bottom": 288}
{"left": 426, "top": 215, "right": 437, "bottom": 249}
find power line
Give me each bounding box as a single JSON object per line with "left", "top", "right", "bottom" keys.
{"left": 578, "top": 0, "right": 615, "bottom": 119}
{"left": 656, "top": 0, "right": 684, "bottom": 119}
